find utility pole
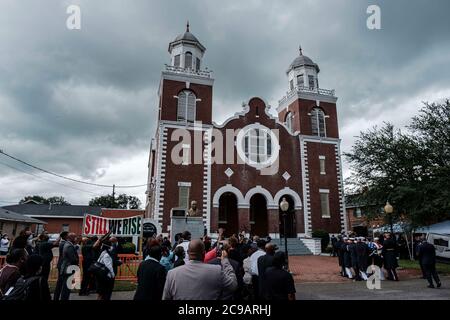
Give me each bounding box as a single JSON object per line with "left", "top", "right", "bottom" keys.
{"left": 112, "top": 184, "right": 116, "bottom": 208}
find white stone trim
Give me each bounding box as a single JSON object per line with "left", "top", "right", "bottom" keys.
{"left": 161, "top": 72, "right": 214, "bottom": 87}
{"left": 300, "top": 136, "right": 312, "bottom": 235}
{"left": 277, "top": 91, "right": 338, "bottom": 113}
{"left": 244, "top": 185, "right": 276, "bottom": 209}
{"left": 335, "top": 143, "right": 348, "bottom": 233}
{"left": 273, "top": 187, "right": 303, "bottom": 210}
{"left": 153, "top": 126, "right": 169, "bottom": 227}
{"left": 319, "top": 189, "right": 330, "bottom": 193}
{"left": 203, "top": 128, "right": 212, "bottom": 232}
{"left": 212, "top": 184, "right": 246, "bottom": 208}
{"left": 178, "top": 182, "right": 191, "bottom": 187}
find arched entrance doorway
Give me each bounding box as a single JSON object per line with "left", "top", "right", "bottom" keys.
{"left": 279, "top": 195, "right": 296, "bottom": 238}
{"left": 218, "top": 192, "right": 238, "bottom": 236}
{"left": 250, "top": 194, "right": 268, "bottom": 237}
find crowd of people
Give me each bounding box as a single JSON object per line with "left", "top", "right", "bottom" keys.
{"left": 135, "top": 229, "right": 296, "bottom": 300}
{"left": 0, "top": 228, "right": 123, "bottom": 301}
{"left": 331, "top": 232, "right": 441, "bottom": 288}
{"left": 0, "top": 227, "right": 295, "bottom": 300}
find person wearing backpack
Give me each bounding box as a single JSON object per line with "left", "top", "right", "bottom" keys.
{"left": 0, "top": 248, "right": 27, "bottom": 298}
{"left": 2, "top": 254, "right": 51, "bottom": 301}
{"left": 95, "top": 240, "right": 115, "bottom": 300}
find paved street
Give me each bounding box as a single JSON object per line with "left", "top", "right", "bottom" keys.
{"left": 68, "top": 256, "right": 449, "bottom": 300}
{"left": 295, "top": 276, "right": 450, "bottom": 300}
{"left": 70, "top": 276, "right": 450, "bottom": 300}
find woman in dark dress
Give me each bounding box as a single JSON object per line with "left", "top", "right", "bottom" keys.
{"left": 23, "top": 254, "right": 51, "bottom": 301}
{"left": 37, "top": 234, "right": 54, "bottom": 281}
{"left": 382, "top": 233, "right": 399, "bottom": 281}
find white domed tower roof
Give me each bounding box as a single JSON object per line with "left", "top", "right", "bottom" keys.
{"left": 286, "top": 46, "right": 319, "bottom": 74}
{"left": 168, "top": 21, "right": 206, "bottom": 54}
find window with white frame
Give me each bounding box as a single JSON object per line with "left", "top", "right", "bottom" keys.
{"left": 356, "top": 208, "right": 362, "bottom": 218}
{"left": 174, "top": 54, "right": 180, "bottom": 67}
{"left": 196, "top": 57, "right": 201, "bottom": 71}
{"left": 289, "top": 79, "right": 294, "bottom": 91}
{"left": 311, "top": 108, "right": 326, "bottom": 137}
{"left": 319, "top": 190, "right": 331, "bottom": 218}
{"left": 308, "top": 75, "right": 315, "bottom": 89}
{"left": 297, "top": 74, "right": 304, "bottom": 87}
{"left": 62, "top": 224, "right": 69, "bottom": 232}
{"left": 185, "top": 52, "right": 193, "bottom": 69}
{"left": 285, "top": 112, "right": 293, "bottom": 133}
{"left": 182, "top": 144, "right": 191, "bottom": 165}
{"left": 243, "top": 128, "right": 272, "bottom": 164}
{"left": 178, "top": 185, "right": 190, "bottom": 209}
{"left": 177, "top": 90, "right": 196, "bottom": 123}
{"left": 319, "top": 155, "right": 326, "bottom": 175}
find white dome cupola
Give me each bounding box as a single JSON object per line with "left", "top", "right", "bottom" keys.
{"left": 286, "top": 46, "right": 320, "bottom": 91}
{"left": 168, "top": 21, "right": 206, "bottom": 71}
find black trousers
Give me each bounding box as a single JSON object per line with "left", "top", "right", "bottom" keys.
{"left": 97, "top": 277, "right": 115, "bottom": 300}
{"left": 386, "top": 268, "right": 398, "bottom": 281}
{"left": 41, "top": 261, "right": 51, "bottom": 282}
{"left": 419, "top": 260, "right": 427, "bottom": 278}
{"left": 423, "top": 264, "right": 440, "bottom": 286}
{"left": 251, "top": 275, "right": 259, "bottom": 300}
{"left": 80, "top": 263, "right": 94, "bottom": 294}
{"left": 60, "top": 274, "right": 72, "bottom": 300}
{"left": 53, "top": 270, "right": 63, "bottom": 301}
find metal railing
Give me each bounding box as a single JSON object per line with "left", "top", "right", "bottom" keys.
{"left": 279, "top": 86, "right": 335, "bottom": 105}
{"left": 164, "top": 64, "right": 212, "bottom": 78}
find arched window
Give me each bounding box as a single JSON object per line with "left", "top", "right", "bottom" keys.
{"left": 243, "top": 127, "right": 273, "bottom": 164}
{"left": 285, "top": 112, "right": 293, "bottom": 132}
{"left": 177, "top": 90, "right": 196, "bottom": 123}
{"left": 311, "top": 108, "right": 326, "bottom": 137}
{"left": 185, "top": 52, "right": 193, "bottom": 69}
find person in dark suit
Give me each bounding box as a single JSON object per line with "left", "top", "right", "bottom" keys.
{"left": 257, "top": 243, "right": 277, "bottom": 299}
{"left": 79, "top": 237, "right": 98, "bottom": 296}
{"left": 264, "top": 251, "right": 296, "bottom": 300}
{"left": 330, "top": 235, "right": 337, "bottom": 257}
{"left": 349, "top": 239, "right": 361, "bottom": 281}
{"left": 418, "top": 237, "right": 441, "bottom": 288}
{"left": 59, "top": 233, "right": 79, "bottom": 300}
{"left": 382, "top": 233, "right": 399, "bottom": 281}
{"left": 335, "top": 236, "right": 345, "bottom": 276}
{"left": 134, "top": 245, "right": 167, "bottom": 300}
{"left": 53, "top": 231, "right": 69, "bottom": 301}
{"left": 37, "top": 233, "right": 54, "bottom": 282}
{"left": 355, "top": 237, "right": 369, "bottom": 280}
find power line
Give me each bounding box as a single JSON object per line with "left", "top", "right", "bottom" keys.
{"left": 0, "top": 149, "right": 148, "bottom": 189}
{"left": 0, "top": 161, "right": 103, "bottom": 196}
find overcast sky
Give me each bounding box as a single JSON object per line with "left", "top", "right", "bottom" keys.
{"left": 1, "top": 0, "right": 449, "bottom": 206}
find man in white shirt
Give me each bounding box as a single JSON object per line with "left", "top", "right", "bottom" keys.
{"left": 250, "top": 239, "right": 266, "bottom": 299}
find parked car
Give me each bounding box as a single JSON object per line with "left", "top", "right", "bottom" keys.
{"left": 48, "top": 233, "right": 60, "bottom": 243}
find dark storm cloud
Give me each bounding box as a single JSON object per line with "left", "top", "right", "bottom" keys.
{"left": 0, "top": 0, "right": 449, "bottom": 204}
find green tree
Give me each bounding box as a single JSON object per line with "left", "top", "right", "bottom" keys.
{"left": 345, "top": 100, "right": 450, "bottom": 227}
{"left": 89, "top": 194, "right": 141, "bottom": 209}
{"left": 19, "top": 195, "right": 71, "bottom": 205}
{"left": 20, "top": 195, "right": 49, "bottom": 204}
{"left": 46, "top": 196, "right": 71, "bottom": 205}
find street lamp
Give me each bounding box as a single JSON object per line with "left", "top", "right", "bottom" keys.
{"left": 384, "top": 201, "right": 394, "bottom": 235}
{"left": 280, "top": 197, "right": 289, "bottom": 269}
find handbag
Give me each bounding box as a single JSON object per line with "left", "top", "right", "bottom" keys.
{"left": 88, "top": 261, "right": 109, "bottom": 280}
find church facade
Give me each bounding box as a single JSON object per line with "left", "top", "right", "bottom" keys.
{"left": 145, "top": 24, "right": 347, "bottom": 238}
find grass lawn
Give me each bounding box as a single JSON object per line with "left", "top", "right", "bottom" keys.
{"left": 48, "top": 280, "right": 137, "bottom": 293}
{"left": 399, "top": 259, "right": 450, "bottom": 275}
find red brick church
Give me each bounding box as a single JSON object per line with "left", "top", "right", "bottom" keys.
{"left": 146, "top": 23, "right": 347, "bottom": 238}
